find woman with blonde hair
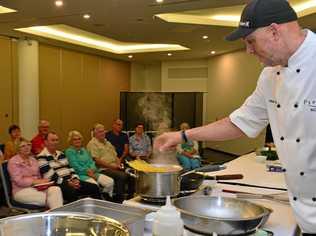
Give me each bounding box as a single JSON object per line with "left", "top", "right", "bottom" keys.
{"left": 8, "top": 140, "right": 63, "bottom": 209}
{"left": 65, "top": 130, "right": 114, "bottom": 198}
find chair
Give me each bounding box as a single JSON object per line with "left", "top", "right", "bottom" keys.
{"left": 0, "top": 161, "right": 46, "bottom": 213}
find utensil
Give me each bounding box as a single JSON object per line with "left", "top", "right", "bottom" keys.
{"left": 173, "top": 196, "right": 272, "bottom": 235}
{"left": 0, "top": 211, "right": 129, "bottom": 236}
{"left": 217, "top": 181, "right": 287, "bottom": 191}
{"left": 222, "top": 189, "right": 289, "bottom": 204}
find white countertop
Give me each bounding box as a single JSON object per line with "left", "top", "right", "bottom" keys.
{"left": 124, "top": 152, "right": 297, "bottom": 236}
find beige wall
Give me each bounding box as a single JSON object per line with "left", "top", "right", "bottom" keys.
{"left": 131, "top": 62, "right": 161, "bottom": 91}
{"left": 206, "top": 51, "right": 265, "bottom": 155}
{"left": 39, "top": 44, "right": 130, "bottom": 148}
{"left": 161, "top": 60, "right": 208, "bottom": 92}
{"left": 0, "top": 37, "right": 18, "bottom": 143}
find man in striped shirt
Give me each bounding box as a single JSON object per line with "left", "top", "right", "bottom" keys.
{"left": 38, "top": 131, "right": 101, "bottom": 202}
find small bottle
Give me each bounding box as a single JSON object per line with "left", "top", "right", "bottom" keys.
{"left": 153, "top": 196, "right": 184, "bottom": 236}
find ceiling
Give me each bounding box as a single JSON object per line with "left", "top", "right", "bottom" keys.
{"left": 0, "top": 0, "right": 316, "bottom": 63}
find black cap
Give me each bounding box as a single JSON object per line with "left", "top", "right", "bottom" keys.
{"left": 225, "top": 0, "right": 298, "bottom": 41}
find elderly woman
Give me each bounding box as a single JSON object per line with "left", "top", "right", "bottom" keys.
{"left": 4, "top": 124, "right": 26, "bottom": 160}
{"left": 129, "top": 123, "right": 152, "bottom": 161}
{"left": 176, "top": 122, "right": 201, "bottom": 171}
{"left": 65, "top": 130, "right": 114, "bottom": 197}
{"left": 8, "top": 140, "right": 63, "bottom": 209}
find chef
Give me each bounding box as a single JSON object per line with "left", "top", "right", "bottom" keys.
{"left": 154, "top": 0, "right": 316, "bottom": 234}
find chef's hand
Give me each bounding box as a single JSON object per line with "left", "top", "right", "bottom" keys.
{"left": 153, "top": 131, "right": 182, "bottom": 152}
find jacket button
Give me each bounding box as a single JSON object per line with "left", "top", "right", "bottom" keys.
{"left": 277, "top": 71, "right": 280, "bottom": 75}
{"left": 277, "top": 104, "right": 281, "bottom": 108}
{"left": 282, "top": 168, "right": 287, "bottom": 172}
{"left": 280, "top": 136, "right": 285, "bottom": 141}
{"left": 313, "top": 198, "right": 316, "bottom": 202}
{"left": 300, "top": 172, "right": 304, "bottom": 176}
{"left": 296, "top": 138, "right": 300, "bottom": 143}
{"left": 293, "top": 197, "right": 297, "bottom": 201}
{"left": 296, "top": 69, "right": 301, "bottom": 73}
{"left": 294, "top": 103, "right": 298, "bottom": 108}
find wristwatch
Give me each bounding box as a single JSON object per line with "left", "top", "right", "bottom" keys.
{"left": 181, "top": 130, "right": 188, "bottom": 143}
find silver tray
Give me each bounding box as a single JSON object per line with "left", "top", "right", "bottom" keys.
{"left": 0, "top": 211, "right": 129, "bottom": 236}
{"left": 51, "top": 198, "right": 150, "bottom": 236}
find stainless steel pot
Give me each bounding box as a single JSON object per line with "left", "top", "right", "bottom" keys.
{"left": 129, "top": 163, "right": 226, "bottom": 199}
{"left": 173, "top": 196, "right": 272, "bottom": 235}
{"left": 0, "top": 212, "right": 129, "bottom": 236}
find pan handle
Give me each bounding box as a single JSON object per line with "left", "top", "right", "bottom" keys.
{"left": 179, "top": 164, "right": 226, "bottom": 178}
{"left": 204, "top": 174, "right": 244, "bottom": 180}
{"left": 125, "top": 168, "right": 138, "bottom": 178}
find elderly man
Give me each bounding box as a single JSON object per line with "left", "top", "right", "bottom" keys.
{"left": 87, "top": 124, "right": 134, "bottom": 203}
{"left": 154, "top": 0, "right": 316, "bottom": 234}
{"left": 38, "top": 131, "right": 101, "bottom": 202}
{"left": 31, "top": 120, "right": 50, "bottom": 155}
{"left": 105, "top": 119, "right": 129, "bottom": 164}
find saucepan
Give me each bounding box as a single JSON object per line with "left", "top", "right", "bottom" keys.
{"left": 127, "top": 162, "right": 234, "bottom": 199}
{"left": 173, "top": 196, "right": 272, "bottom": 235}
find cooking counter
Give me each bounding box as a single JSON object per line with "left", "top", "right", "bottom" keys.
{"left": 124, "top": 152, "right": 298, "bottom": 236}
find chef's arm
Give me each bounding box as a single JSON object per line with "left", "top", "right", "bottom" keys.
{"left": 186, "top": 117, "right": 245, "bottom": 141}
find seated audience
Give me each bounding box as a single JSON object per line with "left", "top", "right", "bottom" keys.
{"left": 176, "top": 122, "right": 201, "bottom": 171}
{"left": 37, "top": 131, "right": 101, "bottom": 202}
{"left": 4, "top": 125, "right": 26, "bottom": 160}
{"left": 65, "top": 130, "right": 114, "bottom": 198}
{"left": 87, "top": 124, "right": 135, "bottom": 203}
{"left": 129, "top": 123, "right": 152, "bottom": 161}
{"left": 106, "top": 119, "right": 129, "bottom": 164}
{"left": 8, "top": 140, "right": 63, "bottom": 209}
{"left": 31, "top": 120, "right": 50, "bottom": 155}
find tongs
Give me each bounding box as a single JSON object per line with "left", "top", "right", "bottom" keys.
{"left": 180, "top": 164, "right": 226, "bottom": 177}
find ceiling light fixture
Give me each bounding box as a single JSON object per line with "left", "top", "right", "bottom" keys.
{"left": 211, "top": 51, "right": 216, "bottom": 55}
{"left": 202, "top": 35, "right": 208, "bottom": 39}
{"left": 167, "top": 53, "right": 172, "bottom": 56}
{"left": 83, "top": 14, "right": 91, "bottom": 19}
{"left": 55, "top": 0, "right": 64, "bottom": 7}
{"left": 15, "top": 25, "right": 189, "bottom": 54}
{"left": 128, "top": 55, "right": 133, "bottom": 58}
{"left": 156, "top": 0, "right": 164, "bottom": 3}
{"left": 0, "top": 6, "right": 17, "bottom": 14}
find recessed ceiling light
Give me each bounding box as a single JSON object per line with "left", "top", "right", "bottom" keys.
{"left": 202, "top": 35, "right": 208, "bottom": 39}
{"left": 167, "top": 53, "right": 172, "bottom": 56}
{"left": 55, "top": 0, "right": 63, "bottom": 7}
{"left": 211, "top": 51, "right": 216, "bottom": 55}
{"left": 83, "top": 14, "right": 91, "bottom": 19}
{"left": 156, "top": 0, "right": 164, "bottom": 3}
{"left": 128, "top": 55, "right": 133, "bottom": 58}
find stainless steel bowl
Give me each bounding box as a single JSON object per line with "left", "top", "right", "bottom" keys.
{"left": 173, "top": 196, "right": 272, "bottom": 235}
{"left": 0, "top": 212, "right": 129, "bottom": 236}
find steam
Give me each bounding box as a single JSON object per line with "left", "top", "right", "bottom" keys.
{"left": 137, "top": 93, "right": 179, "bottom": 165}
{"left": 137, "top": 93, "right": 171, "bottom": 132}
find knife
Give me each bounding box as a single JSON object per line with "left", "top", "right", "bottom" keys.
{"left": 204, "top": 174, "right": 244, "bottom": 180}
{"left": 217, "top": 181, "right": 287, "bottom": 191}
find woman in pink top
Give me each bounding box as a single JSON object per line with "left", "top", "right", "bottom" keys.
{"left": 8, "top": 140, "right": 63, "bottom": 209}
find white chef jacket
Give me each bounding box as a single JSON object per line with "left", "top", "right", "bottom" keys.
{"left": 230, "top": 29, "right": 316, "bottom": 233}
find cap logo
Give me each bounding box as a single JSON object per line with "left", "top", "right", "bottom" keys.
{"left": 239, "top": 21, "right": 250, "bottom": 27}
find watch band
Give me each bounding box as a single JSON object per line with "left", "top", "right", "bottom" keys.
{"left": 181, "top": 130, "right": 188, "bottom": 143}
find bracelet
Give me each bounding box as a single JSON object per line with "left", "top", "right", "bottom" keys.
{"left": 181, "top": 130, "right": 188, "bottom": 143}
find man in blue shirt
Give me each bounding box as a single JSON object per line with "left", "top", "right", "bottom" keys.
{"left": 106, "top": 119, "right": 129, "bottom": 166}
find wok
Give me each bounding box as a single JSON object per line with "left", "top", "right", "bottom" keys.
{"left": 173, "top": 196, "right": 272, "bottom": 235}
